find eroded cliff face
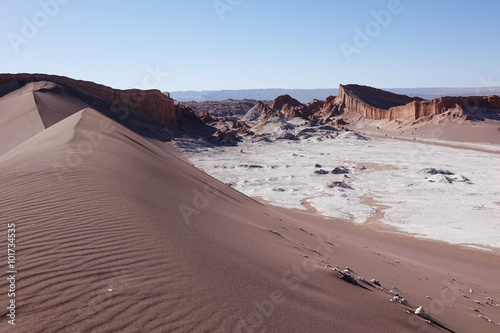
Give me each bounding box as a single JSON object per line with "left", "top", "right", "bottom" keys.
{"left": 330, "top": 84, "right": 500, "bottom": 122}
{"left": 311, "top": 95, "right": 341, "bottom": 123}
{"left": 0, "top": 73, "right": 179, "bottom": 127}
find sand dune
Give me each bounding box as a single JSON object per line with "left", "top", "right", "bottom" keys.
{"left": 1, "top": 80, "right": 499, "bottom": 332}
{"left": 0, "top": 81, "right": 98, "bottom": 157}
{"left": 0, "top": 80, "right": 171, "bottom": 159}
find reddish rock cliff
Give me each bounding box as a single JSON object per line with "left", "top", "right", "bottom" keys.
{"left": 0, "top": 73, "right": 179, "bottom": 127}
{"left": 321, "top": 84, "right": 500, "bottom": 122}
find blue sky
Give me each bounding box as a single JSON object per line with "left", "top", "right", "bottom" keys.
{"left": 1, "top": 0, "right": 499, "bottom": 91}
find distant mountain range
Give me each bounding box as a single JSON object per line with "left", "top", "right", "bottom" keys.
{"left": 170, "top": 89, "right": 335, "bottom": 103}
{"left": 170, "top": 87, "right": 500, "bottom": 103}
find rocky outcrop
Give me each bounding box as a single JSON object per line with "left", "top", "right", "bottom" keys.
{"left": 282, "top": 104, "right": 309, "bottom": 119}
{"left": 245, "top": 95, "right": 312, "bottom": 120}
{"left": 255, "top": 100, "right": 280, "bottom": 118}
{"left": 213, "top": 127, "right": 240, "bottom": 141}
{"left": 212, "top": 120, "right": 249, "bottom": 143}
{"left": 306, "top": 99, "right": 325, "bottom": 114}
{"left": 270, "top": 94, "right": 311, "bottom": 120}
{"left": 198, "top": 111, "right": 215, "bottom": 123}
{"left": 270, "top": 94, "right": 303, "bottom": 110}
{"left": 330, "top": 84, "right": 500, "bottom": 122}
{"left": 0, "top": 73, "right": 179, "bottom": 127}
{"left": 334, "top": 84, "right": 419, "bottom": 121}
{"left": 311, "top": 95, "right": 342, "bottom": 123}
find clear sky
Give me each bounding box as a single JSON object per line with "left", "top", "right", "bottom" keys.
{"left": 1, "top": 0, "right": 499, "bottom": 92}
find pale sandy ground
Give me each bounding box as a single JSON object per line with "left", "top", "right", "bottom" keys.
{"left": 0, "top": 83, "right": 499, "bottom": 332}
{"left": 342, "top": 108, "right": 500, "bottom": 146}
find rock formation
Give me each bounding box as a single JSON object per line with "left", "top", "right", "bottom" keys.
{"left": 329, "top": 84, "right": 500, "bottom": 122}
{"left": 270, "top": 94, "right": 303, "bottom": 110}
{"left": 306, "top": 99, "right": 325, "bottom": 114}
{"left": 198, "top": 111, "right": 215, "bottom": 123}
{"left": 185, "top": 85, "right": 500, "bottom": 130}
{"left": 311, "top": 95, "right": 342, "bottom": 123}
{"left": 256, "top": 100, "right": 281, "bottom": 118}
{"left": 0, "top": 73, "right": 179, "bottom": 127}
{"left": 270, "top": 94, "right": 311, "bottom": 120}
{"left": 243, "top": 95, "right": 313, "bottom": 121}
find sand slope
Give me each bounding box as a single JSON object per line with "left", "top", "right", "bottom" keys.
{"left": 0, "top": 80, "right": 171, "bottom": 159}
{"left": 0, "top": 81, "right": 95, "bottom": 157}
{"left": 0, "top": 84, "right": 499, "bottom": 332}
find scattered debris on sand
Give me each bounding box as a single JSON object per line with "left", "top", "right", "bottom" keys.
{"left": 391, "top": 295, "right": 409, "bottom": 305}
{"left": 237, "top": 164, "right": 264, "bottom": 168}
{"left": 268, "top": 230, "right": 283, "bottom": 237}
{"left": 415, "top": 306, "right": 429, "bottom": 319}
{"left": 331, "top": 166, "right": 349, "bottom": 174}
{"left": 327, "top": 181, "right": 353, "bottom": 190}
{"left": 420, "top": 168, "right": 472, "bottom": 184}
{"left": 419, "top": 168, "right": 454, "bottom": 175}
{"left": 336, "top": 269, "right": 358, "bottom": 285}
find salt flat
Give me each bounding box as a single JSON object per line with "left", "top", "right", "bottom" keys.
{"left": 178, "top": 135, "right": 500, "bottom": 252}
